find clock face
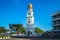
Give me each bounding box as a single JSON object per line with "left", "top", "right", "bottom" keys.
{"left": 28, "top": 13, "right": 31, "bottom": 15}
{"left": 28, "top": 21, "right": 30, "bottom": 23}
{"left": 28, "top": 18, "right": 31, "bottom": 23}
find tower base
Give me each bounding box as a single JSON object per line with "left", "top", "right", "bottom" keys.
{"left": 26, "top": 26, "right": 35, "bottom": 37}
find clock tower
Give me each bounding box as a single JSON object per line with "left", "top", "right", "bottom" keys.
{"left": 26, "top": 3, "right": 34, "bottom": 36}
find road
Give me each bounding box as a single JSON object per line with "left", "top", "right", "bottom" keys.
{"left": 0, "top": 38, "right": 60, "bottom": 40}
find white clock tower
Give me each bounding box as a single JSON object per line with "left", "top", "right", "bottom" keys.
{"left": 26, "top": 3, "right": 34, "bottom": 36}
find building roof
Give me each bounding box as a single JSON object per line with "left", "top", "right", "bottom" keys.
{"left": 51, "top": 10, "right": 60, "bottom": 16}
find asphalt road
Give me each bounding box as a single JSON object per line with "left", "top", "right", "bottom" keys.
{"left": 0, "top": 38, "right": 60, "bottom": 40}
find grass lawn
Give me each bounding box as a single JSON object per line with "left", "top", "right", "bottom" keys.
{"left": 0, "top": 35, "right": 10, "bottom": 39}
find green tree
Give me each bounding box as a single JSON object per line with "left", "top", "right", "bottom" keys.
{"left": 9, "top": 24, "right": 25, "bottom": 34}
{"left": 9, "top": 24, "right": 17, "bottom": 34}
{"left": 35, "top": 27, "right": 43, "bottom": 34}
{"left": 5, "top": 29, "right": 10, "bottom": 33}
{"left": 0, "top": 27, "right": 6, "bottom": 33}
{"left": 16, "top": 24, "right": 25, "bottom": 34}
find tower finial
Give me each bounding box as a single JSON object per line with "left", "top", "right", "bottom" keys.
{"left": 28, "top": 3, "right": 32, "bottom": 9}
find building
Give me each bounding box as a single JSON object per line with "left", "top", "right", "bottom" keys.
{"left": 40, "top": 10, "right": 60, "bottom": 38}
{"left": 51, "top": 10, "right": 60, "bottom": 38}
{"left": 52, "top": 10, "right": 60, "bottom": 30}
{"left": 26, "top": 3, "right": 35, "bottom": 36}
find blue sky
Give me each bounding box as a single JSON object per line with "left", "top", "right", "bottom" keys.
{"left": 0, "top": 0, "right": 60, "bottom": 31}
